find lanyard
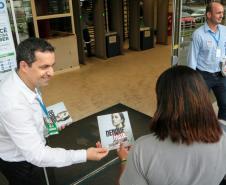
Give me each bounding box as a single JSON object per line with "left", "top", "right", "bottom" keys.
{"left": 36, "top": 95, "right": 59, "bottom": 135}
{"left": 36, "top": 96, "right": 49, "bottom": 117}
{"left": 209, "top": 29, "right": 220, "bottom": 46}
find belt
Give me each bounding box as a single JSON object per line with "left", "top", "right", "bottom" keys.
{"left": 196, "top": 68, "right": 222, "bottom": 77}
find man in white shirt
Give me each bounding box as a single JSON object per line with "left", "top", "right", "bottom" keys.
{"left": 0, "top": 38, "right": 108, "bottom": 185}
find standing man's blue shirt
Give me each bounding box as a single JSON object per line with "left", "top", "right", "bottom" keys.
{"left": 188, "top": 22, "right": 226, "bottom": 73}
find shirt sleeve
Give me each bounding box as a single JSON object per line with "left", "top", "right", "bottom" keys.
{"left": 187, "top": 31, "right": 201, "bottom": 70}
{"left": 0, "top": 105, "right": 87, "bottom": 167}
{"left": 120, "top": 147, "right": 148, "bottom": 185}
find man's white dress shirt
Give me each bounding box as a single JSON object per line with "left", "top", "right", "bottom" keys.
{"left": 0, "top": 71, "right": 86, "bottom": 167}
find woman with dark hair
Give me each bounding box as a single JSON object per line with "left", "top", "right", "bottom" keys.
{"left": 118, "top": 66, "right": 226, "bottom": 185}
{"left": 112, "top": 112, "right": 125, "bottom": 129}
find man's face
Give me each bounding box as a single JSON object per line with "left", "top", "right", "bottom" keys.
{"left": 208, "top": 3, "right": 224, "bottom": 25}
{"left": 22, "top": 51, "right": 55, "bottom": 90}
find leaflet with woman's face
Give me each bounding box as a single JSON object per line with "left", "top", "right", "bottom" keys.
{"left": 97, "top": 111, "right": 134, "bottom": 150}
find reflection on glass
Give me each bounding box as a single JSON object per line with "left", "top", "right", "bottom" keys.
{"left": 178, "top": 0, "right": 209, "bottom": 65}
{"left": 6, "top": 0, "right": 32, "bottom": 44}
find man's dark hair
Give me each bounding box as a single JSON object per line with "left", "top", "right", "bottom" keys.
{"left": 150, "top": 66, "right": 222, "bottom": 145}
{"left": 16, "top": 37, "right": 54, "bottom": 69}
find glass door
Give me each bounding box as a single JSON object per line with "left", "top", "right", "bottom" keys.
{"left": 6, "top": 0, "right": 33, "bottom": 45}
{"left": 172, "top": 0, "right": 211, "bottom": 66}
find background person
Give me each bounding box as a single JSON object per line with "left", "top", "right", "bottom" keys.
{"left": 187, "top": 2, "right": 226, "bottom": 121}
{"left": 118, "top": 66, "right": 226, "bottom": 185}
{"left": 0, "top": 38, "right": 108, "bottom": 185}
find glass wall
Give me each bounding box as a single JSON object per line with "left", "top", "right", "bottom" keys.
{"left": 173, "top": 0, "right": 226, "bottom": 66}
{"left": 177, "top": 0, "right": 208, "bottom": 65}
{"left": 6, "top": 0, "right": 33, "bottom": 46}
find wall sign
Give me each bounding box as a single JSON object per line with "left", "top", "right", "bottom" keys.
{"left": 0, "top": 0, "right": 16, "bottom": 78}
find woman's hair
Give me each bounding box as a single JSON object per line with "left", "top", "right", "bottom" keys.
{"left": 150, "top": 66, "right": 222, "bottom": 145}
{"left": 112, "top": 112, "right": 125, "bottom": 128}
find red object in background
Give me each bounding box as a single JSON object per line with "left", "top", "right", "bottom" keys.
{"left": 168, "top": 12, "right": 173, "bottom": 36}
{"left": 181, "top": 12, "right": 196, "bottom": 29}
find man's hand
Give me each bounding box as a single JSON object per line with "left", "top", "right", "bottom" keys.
{"left": 57, "top": 124, "right": 65, "bottom": 131}
{"left": 86, "top": 147, "right": 109, "bottom": 161}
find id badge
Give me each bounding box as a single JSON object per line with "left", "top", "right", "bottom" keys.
{"left": 44, "top": 116, "right": 59, "bottom": 135}
{"left": 216, "top": 48, "right": 221, "bottom": 58}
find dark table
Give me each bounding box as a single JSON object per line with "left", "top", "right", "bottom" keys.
{"left": 46, "top": 103, "right": 151, "bottom": 185}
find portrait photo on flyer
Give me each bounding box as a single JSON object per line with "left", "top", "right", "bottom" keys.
{"left": 97, "top": 111, "right": 134, "bottom": 150}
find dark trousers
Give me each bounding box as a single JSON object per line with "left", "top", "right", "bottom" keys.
{"left": 0, "top": 158, "right": 46, "bottom": 185}
{"left": 197, "top": 69, "right": 226, "bottom": 120}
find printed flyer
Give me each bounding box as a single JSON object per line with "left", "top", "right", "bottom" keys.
{"left": 47, "top": 102, "right": 73, "bottom": 129}
{"left": 97, "top": 111, "right": 134, "bottom": 150}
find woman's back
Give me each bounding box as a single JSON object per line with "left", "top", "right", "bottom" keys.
{"left": 120, "top": 132, "right": 226, "bottom": 185}
{"left": 119, "top": 66, "right": 225, "bottom": 185}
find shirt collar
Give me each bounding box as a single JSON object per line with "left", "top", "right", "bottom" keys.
{"left": 204, "top": 22, "right": 220, "bottom": 33}
{"left": 12, "top": 70, "right": 38, "bottom": 103}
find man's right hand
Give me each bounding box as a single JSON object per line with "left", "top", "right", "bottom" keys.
{"left": 86, "top": 147, "right": 109, "bottom": 161}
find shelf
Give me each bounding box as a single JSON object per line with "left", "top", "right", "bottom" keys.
{"left": 31, "top": 0, "right": 75, "bottom": 38}
{"left": 44, "top": 32, "right": 74, "bottom": 39}
{"left": 37, "top": 17, "right": 73, "bottom": 38}
{"left": 30, "top": 0, "right": 79, "bottom": 71}
{"left": 36, "top": 13, "right": 72, "bottom": 21}
{"left": 33, "top": 0, "right": 70, "bottom": 16}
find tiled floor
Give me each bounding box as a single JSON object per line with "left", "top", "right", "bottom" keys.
{"left": 41, "top": 43, "right": 171, "bottom": 122}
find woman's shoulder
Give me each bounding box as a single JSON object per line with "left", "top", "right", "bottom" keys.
{"left": 134, "top": 133, "right": 159, "bottom": 146}
{"left": 131, "top": 134, "right": 170, "bottom": 157}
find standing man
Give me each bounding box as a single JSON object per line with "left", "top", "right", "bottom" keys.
{"left": 187, "top": 2, "right": 226, "bottom": 121}
{"left": 0, "top": 38, "right": 108, "bottom": 185}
